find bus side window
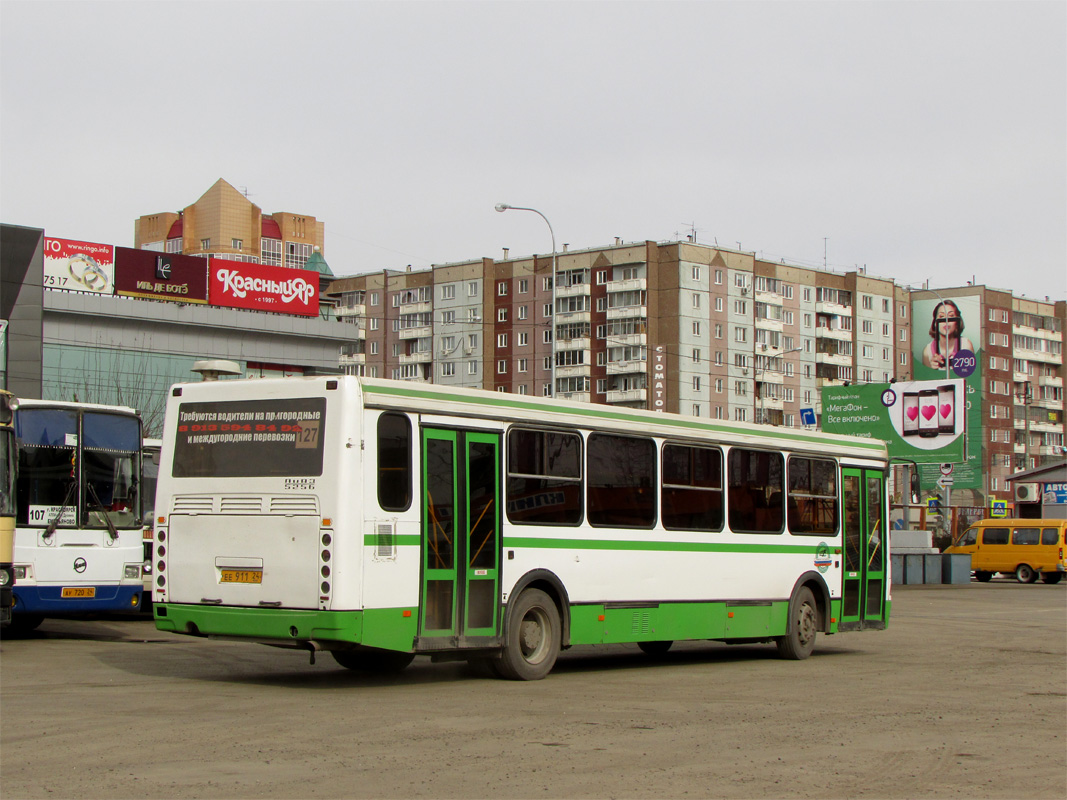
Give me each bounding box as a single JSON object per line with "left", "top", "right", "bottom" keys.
{"left": 958, "top": 528, "right": 977, "bottom": 547}
{"left": 727, "top": 448, "right": 784, "bottom": 534}
{"left": 1012, "top": 527, "right": 1040, "bottom": 546}
{"left": 1041, "top": 528, "right": 1059, "bottom": 546}
{"left": 377, "top": 413, "right": 411, "bottom": 512}
{"left": 786, "top": 456, "right": 838, "bottom": 536}
{"left": 982, "top": 528, "right": 1009, "bottom": 545}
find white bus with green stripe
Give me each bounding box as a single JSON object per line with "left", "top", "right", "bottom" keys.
{"left": 152, "top": 375, "right": 890, "bottom": 680}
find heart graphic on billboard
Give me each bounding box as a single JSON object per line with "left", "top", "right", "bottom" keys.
{"left": 921, "top": 405, "right": 937, "bottom": 421}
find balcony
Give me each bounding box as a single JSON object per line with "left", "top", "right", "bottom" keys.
{"left": 758, "top": 396, "right": 785, "bottom": 411}
{"left": 817, "top": 377, "right": 847, "bottom": 389}
{"left": 558, "top": 392, "right": 590, "bottom": 403}
{"left": 556, "top": 364, "right": 591, "bottom": 379}
{"left": 557, "top": 283, "right": 591, "bottom": 299}
{"left": 816, "top": 351, "right": 853, "bottom": 367}
{"left": 606, "top": 277, "right": 647, "bottom": 294}
{"left": 556, "top": 310, "right": 591, "bottom": 325}
{"left": 399, "top": 352, "right": 432, "bottom": 365}
{"left": 815, "top": 325, "right": 852, "bottom": 342}
{"left": 335, "top": 304, "right": 366, "bottom": 317}
{"left": 757, "top": 370, "right": 785, "bottom": 386}
{"left": 1038, "top": 374, "right": 1063, "bottom": 388}
{"left": 338, "top": 352, "right": 366, "bottom": 365}
{"left": 754, "top": 317, "right": 784, "bottom": 333}
{"left": 606, "top": 359, "right": 647, "bottom": 376}
{"left": 398, "top": 325, "right": 432, "bottom": 340}
{"left": 556, "top": 337, "right": 591, "bottom": 352}
{"left": 815, "top": 300, "right": 852, "bottom": 317}
{"left": 606, "top": 388, "right": 647, "bottom": 404}
{"left": 606, "top": 332, "right": 646, "bottom": 349}
{"left": 397, "top": 300, "right": 432, "bottom": 315}
{"left": 606, "top": 305, "right": 646, "bottom": 321}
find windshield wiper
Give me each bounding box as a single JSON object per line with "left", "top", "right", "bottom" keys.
{"left": 87, "top": 483, "right": 119, "bottom": 542}
{"left": 44, "top": 480, "right": 77, "bottom": 540}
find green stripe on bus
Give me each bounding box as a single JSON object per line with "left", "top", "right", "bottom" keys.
{"left": 364, "top": 533, "right": 828, "bottom": 555}
{"left": 503, "top": 536, "right": 826, "bottom": 555}
{"left": 361, "top": 381, "right": 886, "bottom": 453}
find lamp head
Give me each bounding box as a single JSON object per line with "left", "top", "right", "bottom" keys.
{"left": 494, "top": 203, "right": 510, "bottom": 213}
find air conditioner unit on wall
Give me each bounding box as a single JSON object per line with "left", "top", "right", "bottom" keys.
{"left": 1014, "top": 483, "right": 1040, "bottom": 503}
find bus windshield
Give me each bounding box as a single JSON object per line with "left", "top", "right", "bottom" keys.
{"left": 16, "top": 408, "right": 141, "bottom": 530}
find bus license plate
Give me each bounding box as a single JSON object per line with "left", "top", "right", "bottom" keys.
{"left": 220, "top": 569, "right": 262, "bottom": 584}
{"left": 61, "top": 587, "right": 96, "bottom": 598}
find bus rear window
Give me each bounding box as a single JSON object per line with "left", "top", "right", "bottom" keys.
{"left": 173, "top": 398, "right": 326, "bottom": 478}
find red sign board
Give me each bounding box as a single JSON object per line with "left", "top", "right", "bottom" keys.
{"left": 208, "top": 258, "right": 319, "bottom": 317}
{"left": 43, "top": 237, "right": 115, "bottom": 295}
{"left": 114, "top": 248, "right": 209, "bottom": 303}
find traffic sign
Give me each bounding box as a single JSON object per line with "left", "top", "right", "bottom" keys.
{"left": 800, "top": 408, "right": 816, "bottom": 427}
{"left": 939, "top": 463, "right": 954, "bottom": 476}
{"left": 990, "top": 500, "right": 1008, "bottom": 518}
{"left": 937, "top": 476, "right": 955, "bottom": 488}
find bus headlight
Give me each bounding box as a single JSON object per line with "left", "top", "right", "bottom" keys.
{"left": 124, "top": 564, "right": 142, "bottom": 580}
{"left": 0, "top": 568, "right": 11, "bottom": 588}
{"left": 13, "top": 565, "right": 31, "bottom": 581}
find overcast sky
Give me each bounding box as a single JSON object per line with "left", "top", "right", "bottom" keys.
{"left": 2, "top": 1, "right": 1064, "bottom": 302}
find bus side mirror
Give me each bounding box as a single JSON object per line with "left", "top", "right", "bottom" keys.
{"left": 910, "top": 472, "right": 921, "bottom": 505}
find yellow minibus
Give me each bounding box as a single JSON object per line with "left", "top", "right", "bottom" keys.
{"left": 945, "top": 520, "right": 1067, "bottom": 584}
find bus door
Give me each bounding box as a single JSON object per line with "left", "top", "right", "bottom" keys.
{"left": 419, "top": 427, "right": 501, "bottom": 649}
{"left": 840, "top": 468, "right": 887, "bottom": 631}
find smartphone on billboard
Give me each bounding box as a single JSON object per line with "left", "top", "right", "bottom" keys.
{"left": 902, "top": 391, "right": 919, "bottom": 437}
{"left": 919, "top": 388, "right": 939, "bottom": 438}
{"left": 938, "top": 384, "right": 956, "bottom": 435}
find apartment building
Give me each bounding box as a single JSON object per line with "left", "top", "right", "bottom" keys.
{"left": 326, "top": 240, "right": 902, "bottom": 427}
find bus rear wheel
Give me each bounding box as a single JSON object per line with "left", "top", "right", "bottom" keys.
{"left": 974, "top": 571, "right": 993, "bottom": 582}
{"left": 1015, "top": 564, "right": 1038, "bottom": 584}
{"left": 776, "top": 587, "right": 817, "bottom": 660}
{"left": 495, "top": 589, "right": 561, "bottom": 681}
{"left": 331, "top": 648, "right": 415, "bottom": 673}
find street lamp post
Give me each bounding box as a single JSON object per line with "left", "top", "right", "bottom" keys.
{"left": 495, "top": 203, "right": 557, "bottom": 398}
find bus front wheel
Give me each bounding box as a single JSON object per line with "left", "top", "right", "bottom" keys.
{"left": 974, "top": 571, "right": 993, "bottom": 582}
{"left": 495, "top": 589, "right": 561, "bottom": 681}
{"left": 776, "top": 587, "right": 817, "bottom": 661}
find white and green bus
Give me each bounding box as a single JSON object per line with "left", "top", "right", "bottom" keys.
{"left": 152, "top": 376, "right": 890, "bottom": 679}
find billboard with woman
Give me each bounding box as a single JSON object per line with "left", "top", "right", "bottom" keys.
{"left": 912, "top": 295, "right": 983, "bottom": 492}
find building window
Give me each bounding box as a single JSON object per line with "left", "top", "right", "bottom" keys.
{"left": 441, "top": 363, "right": 455, "bottom": 377}
{"left": 286, "top": 242, "right": 312, "bottom": 270}
{"left": 468, "top": 282, "right": 479, "bottom": 297}
{"left": 468, "top": 361, "right": 478, "bottom": 375}
{"left": 518, "top": 332, "right": 529, "bottom": 347}
{"left": 498, "top": 308, "right": 508, "bottom": 322}
{"left": 201, "top": 238, "right": 211, "bottom": 250}
{"left": 441, "top": 284, "right": 456, "bottom": 300}
{"left": 497, "top": 360, "right": 508, "bottom": 374}
{"left": 498, "top": 281, "right": 508, "bottom": 296}
{"left": 519, "top": 279, "right": 528, "bottom": 293}
{"left": 231, "top": 238, "right": 243, "bottom": 251}
{"left": 715, "top": 269, "right": 723, "bottom": 285}
{"left": 497, "top": 333, "right": 508, "bottom": 348}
